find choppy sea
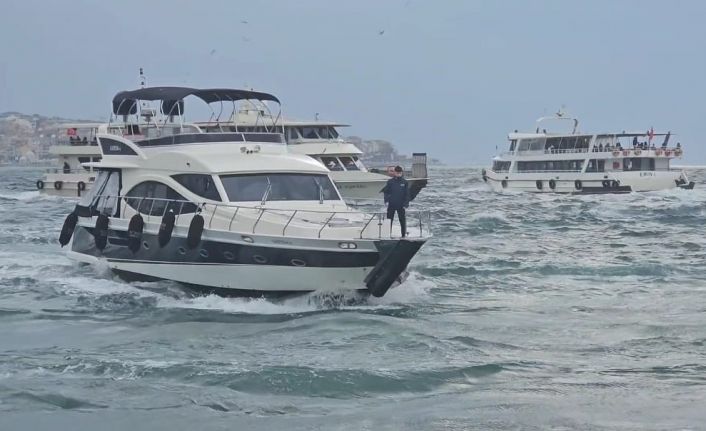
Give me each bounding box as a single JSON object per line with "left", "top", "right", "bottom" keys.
{"left": 1, "top": 166, "right": 705, "bottom": 430}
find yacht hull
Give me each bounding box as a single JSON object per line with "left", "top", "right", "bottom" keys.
{"left": 68, "top": 225, "right": 423, "bottom": 297}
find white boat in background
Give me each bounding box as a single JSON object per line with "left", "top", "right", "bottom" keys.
{"left": 59, "top": 86, "right": 431, "bottom": 297}
{"left": 36, "top": 124, "right": 102, "bottom": 197}
{"left": 483, "top": 112, "right": 695, "bottom": 193}
{"left": 198, "top": 102, "right": 428, "bottom": 201}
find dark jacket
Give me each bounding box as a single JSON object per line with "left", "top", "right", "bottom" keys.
{"left": 382, "top": 176, "right": 410, "bottom": 209}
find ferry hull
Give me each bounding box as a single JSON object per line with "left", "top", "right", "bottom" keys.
{"left": 485, "top": 170, "right": 686, "bottom": 194}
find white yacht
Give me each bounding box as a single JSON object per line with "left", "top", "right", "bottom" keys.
{"left": 483, "top": 113, "right": 695, "bottom": 193}
{"left": 58, "top": 86, "right": 431, "bottom": 297}
{"left": 36, "top": 124, "right": 102, "bottom": 197}
{"left": 198, "top": 103, "right": 428, "bottom": 201}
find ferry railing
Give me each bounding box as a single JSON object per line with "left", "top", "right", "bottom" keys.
{"left": 95, "top": 196, "right": 431, "bottom": 240}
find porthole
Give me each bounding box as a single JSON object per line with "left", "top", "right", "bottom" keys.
{"left": 338, "top": 242, "right": 357, "bottom": 249}
{"left": 143, "top": 241, "right": 150, "bottom": 250}
{"left": 253, "top": 254, "right": 267, "bottom": 264}
{"left": 290, "top": 258, "right": 306, "bottom": 267}
{"left": 223, "top": 250, "right": 235, "bottom": 261}
{"left": 177, "top": 246, "right": 186, "bottom": 255}
{"left": 199, "top": 249, "right": 210, "bottom": 258}
{"left": 241, "top": 235, "right": 254, "bottom": 243}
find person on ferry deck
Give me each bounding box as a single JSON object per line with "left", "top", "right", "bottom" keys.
{"left": 382, "top": 166, "right": 410, "bottom": 238}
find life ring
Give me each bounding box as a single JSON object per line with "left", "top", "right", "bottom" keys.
{"left": 634, "top": 149, "right": 641, "bottom": 155}
{"left": 655, "top": 149, "right": 663, "bottom": 156}
{"left": 664, "top": 150, "right": 672, "bottom": 156}
{"left": 36, "top": 180, "right": 44, "bottom": 190}
{"left": 574, "top": 180, "right": 582, "bottom": 190}
{"left": 501, "top": 179, "right": 508, "bottom": 189}
{"left": 77, "top": 181, "right": 86, "bottom": 191}
{"left": 612, "top": 150, "right": 620, "bottom": 157}
{"left": 622, "top": 150, "right": 630, "bottom": 156}
{"left": 54, "top": 180, "right": 63, "bottom": 190}
{"left": 536, "top": 180, "right": 543, "bottom": 190}
{"left": 548, "top": 179, "right": 556, "bottom": 190}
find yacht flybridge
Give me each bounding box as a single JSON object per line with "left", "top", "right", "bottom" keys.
{"left": 198, "top": 102, "right": 428, "bottom": 201}
{"left": 58, "top": 86, "right": 430, "bottom": 297}
{"left": 483, "top": 113, "right": 694, "bottom": 193}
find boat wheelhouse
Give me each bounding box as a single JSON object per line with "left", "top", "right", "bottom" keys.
{"left": 59, "top": 86, "right": 431, "bottom": 297}
{"left": 36, "top": 124, "right": 103, "bottom": 197}
{"left": 198, "top": 102, "right": 428, "bottom": 201}
{"left": 483, "top": 113, "right": 694, "bottom": 193}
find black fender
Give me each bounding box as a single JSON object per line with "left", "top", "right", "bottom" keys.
{"left": 548, "top": 179, "right": 556, "bottom": 190}
{"left": 54, "top": 180, "right": 63, "bottom": 190}
{"left": 94, "top": 214, "right": 110, "bottom": 251}
{"left": 58, "top": 212, "right": 78, "bottom": 247}
{"left": 158, "top": 211, "right": 176, "bottom": 247}
{"left": 127, "top": 214, "right": 144, "bottom": 253}
{"left": 536, "top": 180, "right": 543, "bottom": 190}
{"left": 187, "top": 214, "right": 205, "bottom": 249}
{"left": 574, "top": 180, "right": 582, "bottom": 190}
{"left": 36, "top": 180, "right": 44, "bottom": 190}
{"left": 77, "top": 181, "right": 86, "bottom": 191}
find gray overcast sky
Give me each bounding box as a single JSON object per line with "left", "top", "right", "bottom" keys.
{"left": 1, "top": 0, "right": 705, "bottom": 164}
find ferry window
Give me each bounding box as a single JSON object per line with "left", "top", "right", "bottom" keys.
{"left": 328, "top": 127, "right": 339, "bottom": 139}
{"left": 317, "top": 127, "right": 330, "bottom": 139}
{"left": 492, "top": 161, "right": 511, "bottom": 172}
{"left": 559, "top": 136, "right": 578, "bottom": 150}
{"left": 298, "top": 127, "right": 319, "bottom": 139}
{"left": 339, "top": 156, "right": 360, "bottom": 171}
{"left": 220, "top": 173, "right": 339, "bottom": 202}
{"left": 172, "top": 174, "right": 222, "bottom": 201}
{"left": 586, "top": 159, "right": 605, "bottom": 172}
{"left": 125, "top": 181, "right": 197, "bottom": 216}
{"left": 509, "top": 139, "right": 517, "bottom": 151}
{"left": 288, "top": 128, "right": 300, "bottom": 141}
{"left": 321, "top": 156, "right": 344, "bottom": 171}
{"left": 545, "top": 137, "right": 562, "bottom": 152}
{"left": 576, "top": 136, "right": 591, "bottom": 151}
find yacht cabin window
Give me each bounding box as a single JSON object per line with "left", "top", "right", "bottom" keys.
{"left": 172, "top": 174, "right": 222, "bottom": 201}
{"left": 220, "top": 173, "right": 339, "bottom": 202}
{"left": 125, "top": 181, "right": 197, "bottom": 216}
{"left": 338, "top": 156, "right": 360, "bottom": 171}
{"left": 321, "top": 156, "right": 344, "bottom": 171}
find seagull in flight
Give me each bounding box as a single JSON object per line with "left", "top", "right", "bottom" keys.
{"left": 209, "top": 49, "right": 216, "bottom": 55}
{"left": 378, "top": 30, "right": 385, "bottom": 36}
{"left": 241, "top": 20, "right": 248, "bottom": 24}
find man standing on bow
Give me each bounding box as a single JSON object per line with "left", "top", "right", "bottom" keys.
{"left": 382, "top": 165, "right": 410, "bottom": 237}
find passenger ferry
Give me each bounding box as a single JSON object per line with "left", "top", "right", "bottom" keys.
{"left": 483, "top": 113, "right": 694, "bottom": 193}
{"left": 36, "top": 124, "right": 102, "bottom": 197}
{"left": 58, "top": 86, "right": 431, "bottom": 297}
{"left": 198, "top": 102, "right": 428, "bottom": 201}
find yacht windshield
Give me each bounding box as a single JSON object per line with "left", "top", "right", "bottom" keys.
{"left": 220, "top": 173, "right": 340, "bottom": 202}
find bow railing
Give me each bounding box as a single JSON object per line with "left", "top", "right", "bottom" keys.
{"left": 87, "top": 195, "right": 432, "bottom": 240}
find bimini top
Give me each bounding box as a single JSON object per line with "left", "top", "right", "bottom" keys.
{"left": 112, "top": 86, "right": 280, "bottom": 116}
